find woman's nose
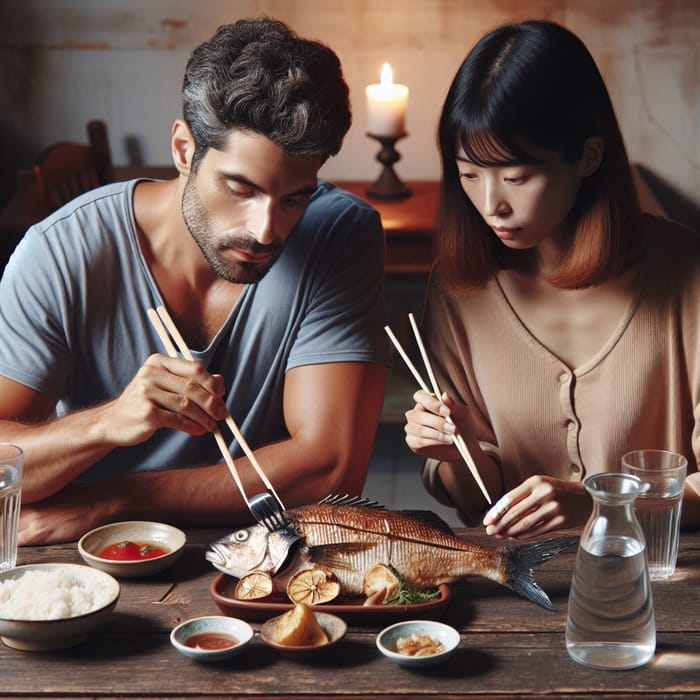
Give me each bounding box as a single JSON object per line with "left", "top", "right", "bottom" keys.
{"left": 483, "top": 182, "right": 510, "bottom": 218}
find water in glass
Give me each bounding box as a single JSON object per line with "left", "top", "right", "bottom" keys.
{"left": 0, "top": 463, "right": 22, "bottom": 571}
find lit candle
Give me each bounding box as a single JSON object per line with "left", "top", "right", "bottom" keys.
{"left": 365, "top": 62, "right": 409, "bottom": 138}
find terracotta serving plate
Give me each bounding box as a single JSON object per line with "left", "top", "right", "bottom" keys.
{"left": 210, "top": 574, "right": 452, "bottom": 624}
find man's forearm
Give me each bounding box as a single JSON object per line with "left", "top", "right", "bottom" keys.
{"left": 114, "top": 431, "right": 362, "bottom": 524}
{"left": 1, "top": 403, "right": 118, "bottom": 503}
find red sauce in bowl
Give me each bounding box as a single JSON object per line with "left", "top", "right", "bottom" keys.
{"left": 97, "top": 540, "right": 169, "bottom": 560}
{"left": 184, "top": 633, "right": 239, "bottom": 650}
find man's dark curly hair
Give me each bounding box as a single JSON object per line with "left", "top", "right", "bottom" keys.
{"left": 182, "top": 17, "right": 351, "bottom": 169}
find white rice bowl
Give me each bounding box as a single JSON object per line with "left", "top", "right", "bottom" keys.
{"left": 0, "top": 563, "right": 120, "bottom": 651}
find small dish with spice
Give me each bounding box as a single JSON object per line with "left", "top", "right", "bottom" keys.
{"left": 170, "top": 615, "right": 254, "bottom": 662}
{"left": 376, "top": 619, "right": 460, "bottom": 667}
{"left": 78, "top": 521, "right": 186, "bottom": 578}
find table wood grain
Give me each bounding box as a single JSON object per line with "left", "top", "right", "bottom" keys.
{"left": 2, "top": 528, "right": 698, "bottom": 699}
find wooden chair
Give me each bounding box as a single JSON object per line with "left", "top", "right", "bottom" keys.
{"left": 17, "top": 119, "right": 114, "bottom": 225}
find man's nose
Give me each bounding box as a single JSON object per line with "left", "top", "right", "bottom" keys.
{"left": 248, "top": 199, "right": 276, "bottom": 245}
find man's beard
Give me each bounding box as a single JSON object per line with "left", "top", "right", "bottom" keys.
{"left": 181, "top": 177, "right": 283, "bottom": 284}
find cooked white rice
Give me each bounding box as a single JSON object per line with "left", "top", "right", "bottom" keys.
{"left": 0, "top": 569, "right": 116, "bottom": 620}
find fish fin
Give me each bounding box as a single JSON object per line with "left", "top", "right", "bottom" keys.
{"left": 503, "top": 536, "right": 579, "bottom": 612}
{"left": 308, "top": 542, "right": 378, "bottom": 571}
{"left": 397, "top": 510, "right": 455, "bottom": 535}
{"left": 319, "top": 494, "right": 385, "bottom": 509}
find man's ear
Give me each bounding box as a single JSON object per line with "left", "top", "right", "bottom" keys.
{"left": 580, "top": 136, "right": 604, "bottom": 177}
{"left": 171, "top": 118, "right": 195, "bottom": 176}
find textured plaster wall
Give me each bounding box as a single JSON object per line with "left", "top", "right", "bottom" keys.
{"left": 1, "top": 0, "right": 698, "bottom": 223}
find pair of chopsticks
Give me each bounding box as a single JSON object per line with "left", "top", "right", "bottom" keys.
{"left": 384, "top": 313, "right": 492, "bottom": 505}
{"left": 146, "top": 305, "right": 286, "bottom": 514}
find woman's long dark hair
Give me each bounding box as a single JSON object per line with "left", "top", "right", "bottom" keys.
{"left": 437, "top": 20, "right": 642, "bottom": 292}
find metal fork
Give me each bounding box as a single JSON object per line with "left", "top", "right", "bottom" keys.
{"left": 248, "top": 492, "right": 289, "bottom": 531}
{"left": 147, "top": 305, "right": 287, "bottom": 532}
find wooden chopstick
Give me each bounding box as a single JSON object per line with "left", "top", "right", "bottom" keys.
{"left": 384, "top": 316, "right": 492, "bottom": 505}
{"left": 407, "top": 313, "right": 492, "bottom": 504}
{"left": 147, "top": 305, "right": 285, "bottom": 511}
{"left": 384, "top": 326, "right": 431, "bottom": 394}
{"left": 146, "top": 308, "right": 249, "bottom": 507}
{"left": 407, "top": 313, "right": 491, "bottom": 504}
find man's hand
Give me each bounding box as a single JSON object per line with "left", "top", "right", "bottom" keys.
{"left": 18, "top": 482, "right": 124, "bottom": 545}
{"left": 1, "top": 354, "right": 231, "bottom": 504}
{"left": 97, "top": 353, "right": 229, "bottom": 446}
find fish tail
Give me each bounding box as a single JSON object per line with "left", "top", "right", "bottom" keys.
{"left": 502, "top": 536, "right": 579, "bottom": 611}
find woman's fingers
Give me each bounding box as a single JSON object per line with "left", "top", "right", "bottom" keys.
{"left": 483, "top": 475, "right": 589, "bottom": 539}
{"left": 405, "top": 404, "right": 455, "bottom": 446}
{"left": 483, "top": 478, "right": 557, "bottom": 536}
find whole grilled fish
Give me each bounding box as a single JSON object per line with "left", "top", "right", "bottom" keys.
{"left": 206, "top": 495, "right": 578, "bottom": 611}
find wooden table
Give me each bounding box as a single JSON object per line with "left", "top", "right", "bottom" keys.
{"left": 3, "top": 527, "right": 699, "bottom": 698}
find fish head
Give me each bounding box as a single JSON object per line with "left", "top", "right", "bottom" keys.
{"left": 206, "top": 523, "right": 301, "bottom": 578}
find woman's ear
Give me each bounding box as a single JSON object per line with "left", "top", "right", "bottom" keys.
{"left": 171, "top": 118, "right": 195, "bottom": 176}
{"left": 580, "top": 136, "right": 604, "bottom": 177}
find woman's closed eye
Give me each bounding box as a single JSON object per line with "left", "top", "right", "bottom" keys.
{"left": 504, "top": 175, "right": 529, "bottom": 184}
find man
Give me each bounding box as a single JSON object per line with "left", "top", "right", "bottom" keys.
{"left": 0, "top": 18, "right": 389, "bottom": 545}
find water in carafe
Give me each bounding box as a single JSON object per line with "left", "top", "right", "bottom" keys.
{"left": 565, "top": 473, "right": 655, "bottom": 670}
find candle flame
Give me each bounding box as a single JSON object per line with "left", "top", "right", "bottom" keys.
{"left": 380, "top": 62, "right": 393, "bottom": 87}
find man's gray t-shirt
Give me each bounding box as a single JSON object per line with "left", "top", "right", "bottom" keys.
{"left": 0, "top": 179, "right": 390, "bottom": 481}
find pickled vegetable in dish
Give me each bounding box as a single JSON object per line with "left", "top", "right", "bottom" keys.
{"left": 97, "top": 541, "right": 168, "bottom": 560}
{"left": 396, "top": 632, "right": 445, "bottom": 657}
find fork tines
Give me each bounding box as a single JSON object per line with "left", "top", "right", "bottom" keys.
{"left": 249, "top": 493, "right": 289, "bottom": 531}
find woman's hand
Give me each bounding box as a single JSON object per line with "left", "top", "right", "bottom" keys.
{"left": 404, "top": 390, "right": 464, "bottom": 462}
{"left": 482, "top": 475, "right": 590, "bottom": 539}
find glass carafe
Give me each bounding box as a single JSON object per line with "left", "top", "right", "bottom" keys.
{"left": 565, "top": 473, "right": 655, "bottom": 670}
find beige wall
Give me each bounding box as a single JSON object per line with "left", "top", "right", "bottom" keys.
{"left": 1, "top": 0, "right": 698, "bottom": 224}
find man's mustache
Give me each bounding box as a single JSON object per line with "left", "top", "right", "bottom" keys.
{"left": 220, "top": 234, "right": 283, "bottom": 256}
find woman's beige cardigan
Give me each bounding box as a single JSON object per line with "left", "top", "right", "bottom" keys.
{"left": 421, "top": 215, "right": 700, "bottom": 523}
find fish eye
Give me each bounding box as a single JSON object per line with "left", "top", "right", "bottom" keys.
{"left": 233, "top": 530, "right": 249, "bottom": 542}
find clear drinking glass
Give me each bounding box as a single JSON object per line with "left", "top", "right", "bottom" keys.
{"left": 0, "top": 444, "right": 23, "bottom": 571}
{"left": 566, "top": 473, "right": 655, "bottom": 670}
{"left": 621, "top": 449, "right": 687, "bottom": 580}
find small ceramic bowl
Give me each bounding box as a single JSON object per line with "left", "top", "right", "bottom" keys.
{"left": 78, "top": 521, "right": 186, "bottom": 578}
{"left": 0, "top": 563, "right": 120, "bottom": 652}
{"left": 260, "top": 610, "right": 347, "bottom": 660}
{"left": 170, "top": 616, "right": 254, "bottom": 662}
{"left": 376, "top": 619, "right": 460, "bottom": 667}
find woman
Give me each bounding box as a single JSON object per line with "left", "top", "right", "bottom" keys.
{"left": 405, "top": 20, "right": 700, "bottom": 538}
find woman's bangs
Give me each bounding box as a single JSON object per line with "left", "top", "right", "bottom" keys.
{"left": 452, "top": 107, "right": 542, "bottom": 167}
{"left": 458, "top": 127, "right": 519, "bottom": 167}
